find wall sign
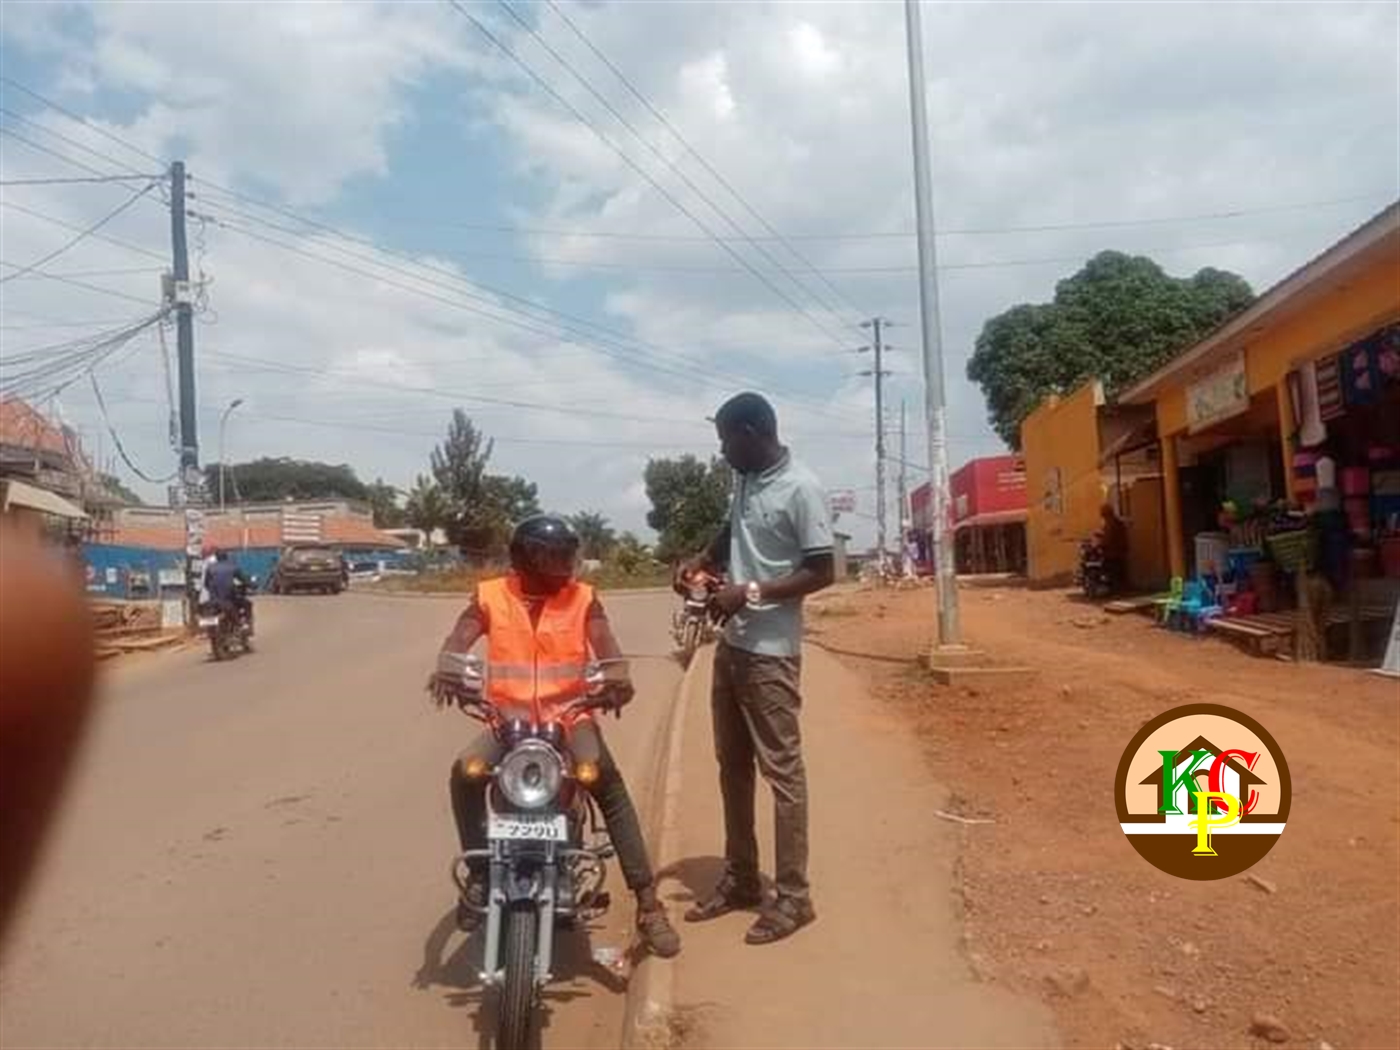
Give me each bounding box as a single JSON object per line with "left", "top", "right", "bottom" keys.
{"left": 1187, "top": 352, "right": 1249, "bottom": 433}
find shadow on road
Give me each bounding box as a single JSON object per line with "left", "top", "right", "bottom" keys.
{"left": 413, "top": 907, "right": 630, "bottom": 1049}
{"left": 656, "top": 855, "right": 774, "bottom": 913}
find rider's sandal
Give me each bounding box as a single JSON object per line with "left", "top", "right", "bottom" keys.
{"left": 744, "top": 896, "right": 816, "bottom": 946}
{"left": 683, "top": 875, "right": 763, "bottom": 923}
{"left": 636, "top": 906, "right": 682, "bottom": 958}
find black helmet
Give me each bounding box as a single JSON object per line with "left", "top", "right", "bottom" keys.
{"left": 509, "top": 515, "right": 580, "bottom": 581}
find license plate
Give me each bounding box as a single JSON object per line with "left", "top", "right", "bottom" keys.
{"left": 488, "top": 814, "right": 567, "bottom": 842}
{"left": 199, "top": 617, "right": 220, "bottom": 628}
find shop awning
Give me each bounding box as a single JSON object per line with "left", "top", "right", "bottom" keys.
{"left": 1098, "top": 417, "right": 1159, "bottom": 466}
{"left": 1, "top": 478, "right": 88, "bottom": 520}
{"left": 953, "top": 509, "right": 1027, "bottom": 531}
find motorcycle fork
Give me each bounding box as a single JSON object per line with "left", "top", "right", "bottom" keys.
{"left": 480, "top": 844, "right": 560, "bottom": 988}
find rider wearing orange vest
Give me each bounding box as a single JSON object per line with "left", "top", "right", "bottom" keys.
{"left": 430, "top": 515, "right": 680, "bottom": 958}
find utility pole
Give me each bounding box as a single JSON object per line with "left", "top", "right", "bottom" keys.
{"left": 858, "top": 318, "right": 893, "bottom": 576}
{"left": 898, "top": 399, "right": 909, "bottom": 535}
{"left": 169, "top": 161, "right": 204, "bottom": 628}
{"left": 903, "top": 0, "right": 961, "bottom": 647}
{"left": 170, "top": 161, "right": 199, "bottom": 499}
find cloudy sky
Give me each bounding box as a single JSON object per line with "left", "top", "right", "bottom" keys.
{"left": 1, "top": 0, "right": 1397, "bottom": 542}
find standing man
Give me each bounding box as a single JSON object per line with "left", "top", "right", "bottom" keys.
{"left": 679, "top": 392, "right": 835, "bottom": 945}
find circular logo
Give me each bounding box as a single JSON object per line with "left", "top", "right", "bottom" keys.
{"left": 1115, "top": 704, "right": 1290, "bottom": 880}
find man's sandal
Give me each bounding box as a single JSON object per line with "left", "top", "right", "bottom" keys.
{"left": 745, "top": 896, "right": 816, "bottom": 945}
{"left": 682, "top": 875, "right": 763, "bottom": 923}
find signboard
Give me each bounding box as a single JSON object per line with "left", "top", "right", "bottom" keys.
{"left": 1187, "top": 352, "right": 1249, "bottom": 433}
{"left": 184, "top": 508, "right": 205, "bottom": 556}
{"left": 827, "top": 490, "right": 856, "bottom": 514}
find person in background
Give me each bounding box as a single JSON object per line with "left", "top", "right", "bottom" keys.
{"left": 679, "top": 392, "right": 835, "bottom": 946}
{"left": 1098, "top": 502, "right": 1129, "bottom": 593}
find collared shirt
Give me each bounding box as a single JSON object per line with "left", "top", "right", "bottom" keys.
{"left": 723, "top": 450, "right": 833, "bottom": 657}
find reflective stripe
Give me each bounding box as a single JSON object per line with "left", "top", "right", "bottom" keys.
{"left": 538, "top": 663, "right": 587, "bottom": 681}
{"left": 487, "top": 663, "right": 535, "bottom": 681}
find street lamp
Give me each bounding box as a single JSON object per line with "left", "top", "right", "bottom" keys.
{"left": 218, "top": 398, "right": 245, "bottom": 512}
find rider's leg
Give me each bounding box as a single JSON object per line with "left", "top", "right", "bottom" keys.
{"left": 449, "top": 732, "right": 503, "bottom": 930}
{"left": 571, "top": 721, "right": 680, "bottom": 957}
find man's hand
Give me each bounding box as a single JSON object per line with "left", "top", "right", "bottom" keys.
{"left": 603, "top": 677, "right": 636, "bottom": 711}
{"left": 709, "top": 582, "right": 749, "bottom": 622}
{"left": 427, "top": 671, "right": 465, "bottom": 709}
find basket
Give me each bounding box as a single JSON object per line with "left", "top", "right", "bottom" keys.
{"left": 1266, "top": 529, "right": 1315, "bottom": 572}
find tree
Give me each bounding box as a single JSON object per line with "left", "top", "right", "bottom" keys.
{"left": 966, "top": 251, "right": 1255, "bottom": 448}
{"left": 569, "top": 510, "right": 617, "bottom": 560}
{"left": 200, "top": 457, "right": 370, "bottom": 503}
{"left": 97, "top": 472, "right": 143, "bottom": 506}
{"left": 405, "top": 475, "right": 449, "bottom": 537}
{"left": 427, "top": 409, "right": 540, "bottom": 557}
{"left": 644, "top": 454, "right": 733, "bottom": 563}
{"left": 610, "top": 531, "right": 650, "bottom": 574}
{"left": 366, "top": 478, "right": 405, "bottom": 529}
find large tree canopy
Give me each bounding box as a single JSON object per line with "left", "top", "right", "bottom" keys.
{"left": 200, "top": 457, "right": 370, "bottom": 503}
{"left": 644, "top": 454, "right": 732, "bottom": 564}
{"left": 966, "top": 251, "right": 1254, "bottom": 447}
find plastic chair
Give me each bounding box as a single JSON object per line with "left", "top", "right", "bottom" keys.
{"left": 1155, "top": 576, "right": 1184, "bottom": 626}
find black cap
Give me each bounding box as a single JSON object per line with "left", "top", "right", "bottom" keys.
{"left": 712, "top": 391, "right": 778, "bottom": 436}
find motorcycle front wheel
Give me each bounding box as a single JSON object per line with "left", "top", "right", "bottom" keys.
{"left": 209, "top": 630, "right": 229, "bottom": 661}
{"left": 497, "top": 902, "right": 538, "bottom": 1050}
{"left": 680, "top": 619, "right": 701, "bottom": 666}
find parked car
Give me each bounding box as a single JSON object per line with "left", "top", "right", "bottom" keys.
{"left": 269, "top": 545, "right": 344, "bottom": 595}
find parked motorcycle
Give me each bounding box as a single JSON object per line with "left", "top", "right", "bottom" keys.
{"left": 1076, "top": 538, "right": 1113, "bottom": 599}
{"left": 448, "top": 655, "right": 620, "bottom": 1050}
{"left": 199, "top": 579, "right": 254, "bottom": 661}
{"left": 671, "top": 571, "right": 719, "bottom": 666}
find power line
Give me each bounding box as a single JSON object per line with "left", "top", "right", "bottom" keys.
{"left": 0, "top": 258, "right": 161, "bottom": 306}
{"left": 445, "top": 0, "right": 855, "bottom": 352}
{"left": 384, "top": 191, "right": 1390, "bottom": 243}
{"left": 541, "top": 0, "right": 868, "bottom": 322}
{"left": 190, "top": 196, "right": 868, "bottom": 426}
{"left": 506, "top": 0, "right": 862, "bottom": 331}
{"left": 0, "top": 198, "right": 169, "bottom": 261}
{"left": 88, "top": 371, "right": 178, "bottom": 483}
{"left": 0, "top": 77, "right": 165, "bottom": 169}
{"left": 0, "top": 179, "right": 157, "bottom": 284}
{"left": 1, "top": 264, "right": 163, "bottom": 280}
{"left": 0, "top": 173, "right": 162, "bottom": 187}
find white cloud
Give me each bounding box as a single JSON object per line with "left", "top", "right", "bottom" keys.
{"left": 3, "top": 0, "right": 1398, "bottom": 546}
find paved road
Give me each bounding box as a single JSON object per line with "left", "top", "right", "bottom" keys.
{"left": 0, "top": 591, "right": 682, "bottom": 1049}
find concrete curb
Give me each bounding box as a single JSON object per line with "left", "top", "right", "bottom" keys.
{"left": 620, "top": 646, "right": 706, "bottom": 1049}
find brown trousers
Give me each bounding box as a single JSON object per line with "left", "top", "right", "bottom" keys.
{"left": 711, "top": 640, "right": 809, "bottom": 902}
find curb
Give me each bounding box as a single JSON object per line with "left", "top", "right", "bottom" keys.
{"left": 621, "top": 646, "right": 706, "bottom": 1049}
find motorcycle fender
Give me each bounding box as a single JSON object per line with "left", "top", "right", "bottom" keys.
{"left": 499, "top": 863, "right": 545, "bottom": 905}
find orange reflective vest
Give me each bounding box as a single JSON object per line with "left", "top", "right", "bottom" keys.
{"left": 477, "top": 574, "right": 593, "bottom": 715}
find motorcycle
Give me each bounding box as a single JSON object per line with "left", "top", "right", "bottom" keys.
{"left": 199, "top": 579, "right": 254, "bottom": 661}
{"left": 671, "top": 571, "right": 719, "bottom": 666}
{"left": 1076, "top": 538, "right": 1113, "bottom": 599}
{"left": 448, "top": 655, "right": 620, "bottom": 1050}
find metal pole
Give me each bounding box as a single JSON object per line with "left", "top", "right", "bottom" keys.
{"left": 903, "top": 0, "right": 961, "bottom": 646}
{"left": 898, "top": 399, "right": 909, "bottom": 532}
{"left": 170, "top": 161, "right": 199, "bottom": 496}
{"left": 218, "top": 398, "right": 244, "bottom": 512}
{"left": 873, "top": 317, "right": 887, "bottom": 574}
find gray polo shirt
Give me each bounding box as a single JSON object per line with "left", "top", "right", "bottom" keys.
{"left": 723, "top": 451, "right": 833, "bottom": 658}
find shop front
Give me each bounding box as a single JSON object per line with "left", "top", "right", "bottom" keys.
{"left": 1122, "top": 202, "right": 1400, "bottom": 661}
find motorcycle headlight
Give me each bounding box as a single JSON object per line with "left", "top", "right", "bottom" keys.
{"left": 497, "top": 740, "right": 564, "bottom": 810}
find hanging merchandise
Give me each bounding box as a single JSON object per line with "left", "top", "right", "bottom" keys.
{"left": 1341, "top": 334, "right": 1381, "bottom": 406}
{"left": 1377, "top": 324, "right": 1400, "bottom": 387}
{"left": 1315, "top": 353, "right": 1345, "bottom": 420}
{"left": 1294, "top": 360, "right": 1327, "bottom": 447}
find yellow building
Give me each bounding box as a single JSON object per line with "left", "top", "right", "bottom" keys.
{"left": 1121, "top": 203, "right": 1400, "bottom": 579}
{"left": 1021, "top": 380, "right": 1168, "bottom": 588}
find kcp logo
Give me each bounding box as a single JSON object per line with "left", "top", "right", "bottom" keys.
{"left": 1115, "top": 704, "right": 1291, "bottom": 880}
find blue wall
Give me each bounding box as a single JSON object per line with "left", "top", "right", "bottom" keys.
{"left": 82, "top": 544, "right": 278, "bottom": 598}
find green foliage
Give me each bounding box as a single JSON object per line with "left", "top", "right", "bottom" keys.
{"left": 200, "top": 457, "right": 370, "bottom": 503}
{"left": 644, "top": 454, "right": 732, "bottom": 563}
{"left": 405, "top": 474, "right": 449, "bottom": 535}
{"left": 966, "top": 251, "right": 1255, "bottom": 448}
{"left": 366, "top": 478, "right": 405, "bottom": 529}
{"left": 569, "top": 510, "right": 617, "bottom": 560}
{"left": 97, "top": 472, "right": 143, "bottom": 506}
{"left": 609, "top": 530, "right": 649, "bottom": 574}
{"left": 427, "top": 409, "right": 541, "bottom": 557}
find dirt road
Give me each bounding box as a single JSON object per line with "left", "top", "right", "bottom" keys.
{"left": 807, "top": 582, "right": 1399, "bottom": 1050}
{"left": 0, "top": 592, "right": 682, "bottom": 1049}
{"left": 648, "top": 643, "right": 1057, "bottom": 1049}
